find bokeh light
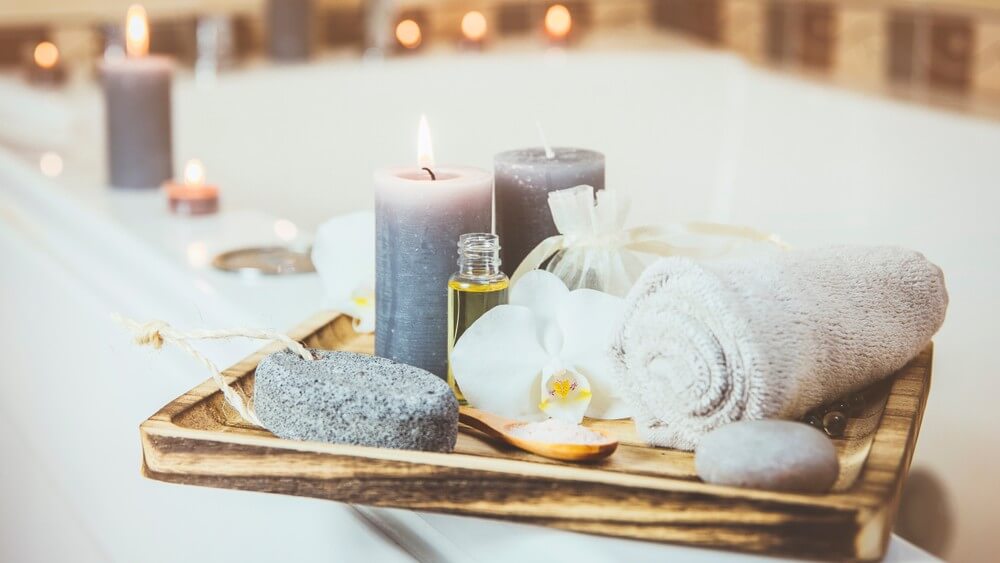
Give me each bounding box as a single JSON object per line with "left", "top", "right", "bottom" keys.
{"left": 33, "top": 41, "right": 59, "bottom": 69}
{"left": 395, "top": 19, "right": 422, "bottom": 49}
{"left": 545, "top": 4, "right": 573, "bottom": 40}
{"left": 461, "top": 11, "right": 488, "bottom": 42}
{"left": 39, "top": 152, "right": 63, "bottom": 177}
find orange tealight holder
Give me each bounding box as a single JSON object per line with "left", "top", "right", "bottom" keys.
{"left": 165, "top": 159, "right": 219, "bottom": 216}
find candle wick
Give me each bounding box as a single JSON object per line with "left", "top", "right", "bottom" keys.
{"left": 536, "top": 121, "right": 555, "bottom": 159}
{"left": 422, "top": 167, "right": 437, "bottom": 181}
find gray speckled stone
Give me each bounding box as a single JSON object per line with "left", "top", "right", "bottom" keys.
{"left": 254, "top": 350, "right": 458, "bottom": 452}
{"left": 694, "top": 420, "right": 839, "bottom": 493}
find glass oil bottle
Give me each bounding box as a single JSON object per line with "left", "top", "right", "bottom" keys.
{"left": 447, "top": 233, "right": 509, "bottom": 404}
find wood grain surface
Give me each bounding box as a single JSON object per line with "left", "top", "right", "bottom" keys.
{"left": 140, "top": 312, "right": 932, "bottom": 562}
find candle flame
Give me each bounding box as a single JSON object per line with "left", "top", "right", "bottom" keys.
{"left": 184, "top": 159, "right": 206, "bottom": 187}
{"left": 461, "top": 11, "right": 487, "bottom": 42}
{"left": 34, "top": 41, "right": 59, "bottom": 69}
{"left": 417, "top": 114, "right": 434, "bottom": 169}
{"left": 126, "top": 4, "right": 150, "bottom": 58}
{"left": 545, "top": 4, "right": 572, "bottom": 39}
{"left": 395, "top": 19, "right": 422, "bottom": 49}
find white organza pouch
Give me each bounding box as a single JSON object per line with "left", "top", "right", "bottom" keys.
{"left": 543, "top": 186, "right": 644, "bottom": 296}
{"left": 512, "top": 185, "right": 785, "bottom": 297}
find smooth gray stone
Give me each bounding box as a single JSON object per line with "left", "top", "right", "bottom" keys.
{"left": 694, "top": 420, "right": 839, "bottom": 493}
{"left": 255, "top": 350, "right": 458, "bottom": 452}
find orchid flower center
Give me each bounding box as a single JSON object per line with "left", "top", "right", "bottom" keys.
{"left": 539, "top": 368, "right": 593, "bottom": 422}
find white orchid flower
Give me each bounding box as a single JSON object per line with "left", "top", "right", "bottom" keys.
{"left": 451, "top": 270, "right": 630, "bottom": 423}
{"left": 311, "top": 211, "right": 376, "bottom": 333}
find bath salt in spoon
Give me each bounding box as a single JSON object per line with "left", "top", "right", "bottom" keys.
{"left": 459, "top": 406, "right": 618, "bottom": 462}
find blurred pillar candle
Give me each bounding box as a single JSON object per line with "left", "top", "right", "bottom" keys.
{"left": 267, "top": 0, "right": 313, "bottom": 61}
{"left": 374, "top": 116, "right": 492, "bottom": 379}
{"left": 494, "top": 147, "right": 604, "bottom": 271}
{"left": 100, "top": 5, "right": 174, "bottom": 188}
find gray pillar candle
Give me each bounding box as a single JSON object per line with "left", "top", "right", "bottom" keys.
{"left": 494, "top": 147, "right": 605, "bottom": 272}
{"left": 267, "top": 0, "right": 314, "bottom": 61}
{"left": 375, "top": 167, "right": 492, "bottom": 379}
{"left": 374, "top": 155, "right": 491, "bottom": 379}
{"left": 100, "top": 6, "right": 173, "bottom": 189}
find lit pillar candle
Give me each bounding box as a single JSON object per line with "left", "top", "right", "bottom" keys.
{"left": 165, "top": 159, "right": 219, "bottom": 215}
{"left": 100, "top": 5, "right": 173, "bottom": 188}
{"left": 494, "top": 146, "right": 604, "bottom": 272}
{"left": 375, "top": 116, "right": 492, "bottom": 379}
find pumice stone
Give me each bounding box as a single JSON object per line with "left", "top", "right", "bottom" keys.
{"left": 254, "top": 350, "right": 459, "bottom": 452}
{"left": 694, "top": 420, "right": 839, "bottom": 493}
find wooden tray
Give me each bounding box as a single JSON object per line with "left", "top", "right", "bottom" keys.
{"left": 140, "top": 313, "right": 932, "bottom": 562}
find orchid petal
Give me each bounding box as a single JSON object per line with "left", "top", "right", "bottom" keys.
{"left": 311, "top": 211, "right": 376, "bottom": 314}
{"left": 557, "top": 289, "right": 631, "bottom": 419}
{"left": 538, "top": 367, "right": 592, "bottom": 424}
{"left": 511, "top": 270, "right": 568, "bottom": 355}
{"left": 451, "top": 305, "right": 548, "bottom": 420}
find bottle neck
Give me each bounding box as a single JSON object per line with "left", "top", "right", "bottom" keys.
{"left": 456, "top": 233, "right": 504, "bottom": 281}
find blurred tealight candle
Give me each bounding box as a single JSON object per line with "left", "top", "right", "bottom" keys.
{"left": 544, "top": 4, "right": 572, "bottom": 44}
{"left": 460, "top": 11, "right": 488, "bottom": 50}
{"left": 395, "top": 19, "right": 422, "bottom": 51}
{"left": 165, "top": 159, "right": 219, "bottom": 216}
{"left": 27, "top": 41, "right": 67, "bottom": 86}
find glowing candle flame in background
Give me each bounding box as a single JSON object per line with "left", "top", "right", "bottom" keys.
{"left": 183, "top": 159, "right": 206, "bottom": 187}
{"left": 545, "top": 4, "right": 572, "bottom": 40}
{"left": 33, "top": 42, "right": 59, "bottom": 69}
{"left": 126, "top": 4, "right": 150, "bottom": 58}
{"left": 39, "top": 152, "right": 63, "bottom": 177}
{"left": 395, "top": 19, "right": 422, "bottom": 49}
{"left": 461, "top": 11, "right": 488, "bottom": 42}
{"left": 273, "top": 219, "right": 299, "bottom": 241}
{"left": 417, "top": 114, "right": 434, "bottom": 169}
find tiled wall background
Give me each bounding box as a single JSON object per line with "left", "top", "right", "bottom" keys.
{"left": 2, "top": 0, "right": 999, "bottom": 115}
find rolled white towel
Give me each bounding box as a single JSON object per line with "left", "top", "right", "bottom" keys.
{"left": 611, "top": 246, "right": 947, "bottom": 451}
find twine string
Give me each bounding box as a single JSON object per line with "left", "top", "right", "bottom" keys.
{"left": 114, "top": 315, "right": 314, "bottom": 427}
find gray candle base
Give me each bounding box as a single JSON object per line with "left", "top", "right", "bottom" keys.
{"left": 101, "top": 57, "right": 174, "bottom": 189}
{"left": 494, "top": 147, "right": 605, "bottom": 272}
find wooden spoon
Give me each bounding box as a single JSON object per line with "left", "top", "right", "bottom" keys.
{"left": 459, "top": 406, "right": 619, "bottom": 462}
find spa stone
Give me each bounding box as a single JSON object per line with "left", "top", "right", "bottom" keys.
{"left": 694, "top": 420, "right": 839, "bottom": 493}
{"left": 254, "top": 350, "right": 458, "bottom": 452}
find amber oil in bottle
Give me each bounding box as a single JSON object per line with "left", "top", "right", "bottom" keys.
{"left": 447, "top": 233, "right": 509, "bottom": 403}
